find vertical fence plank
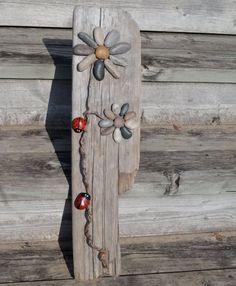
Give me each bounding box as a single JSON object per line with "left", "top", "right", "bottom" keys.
{"left": 72, "top": 6, "right": 141, "bottom": 280}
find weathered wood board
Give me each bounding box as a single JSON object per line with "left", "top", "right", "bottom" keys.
{"left": 1, "top": 232, "right": 236, "bottom": 283}
{"left": 0, "top": 27, "right": 236, "bottom": 83}
{"left": 1, "top": 0, "right": 236, "bottom": 34}
{"left": 1, "top": 80, "right": 236, "bottom": 126}
{"left": 72, "top": 7, "right": 141, "bottom": 280}
{"left": 1, "top": 270, "right": 236, "bottom": 286}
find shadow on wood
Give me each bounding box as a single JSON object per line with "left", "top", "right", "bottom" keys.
{"left": 44, "top": 38, "right": 74, "bottom": 278}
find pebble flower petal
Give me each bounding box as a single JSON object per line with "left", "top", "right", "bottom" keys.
{"left": 94, "top": 27, "right": 104, "bottom": 46}
{"left": 125, "top": 118, "right": 139, "bottom": 130}
{"left": 104, "top": 30, "right": 120, "bottom": 47}
{"left": 93, "top": 60, "right": 105, "bottom": 81}
{"left": 104, "top": 109, "right": 116, "bottom": 120}
{"left": 101, "top": 126, "right": 115, "bottom": 136}
{"left": 104, "top": 59, "right": 120, "bottom": 79}
{"left": 120, "top": 126, "right": 132, "bottom": 139}
{"left": 98, "top": 103, "right": 139, "bottom": 143}
{"left": 111, "top": 103, "right": 120, "bottom": 115}
{"left": 78, "top": 32, "right": 97, "bottom": 48}
{"left": 74, "top": 27, "right": 131, "bottom": 81}
{"left": 113, "top": 128, "right": 122, "bottom": 143}
{"left": 77, "top": 54, "right": 97, "bottom": 72}
{"left": 120, "top": 103, "right": 129, "bottom": 116}
{"left": 73, "top": 44, "right": 95, "bottom": 56}
{"left": 99, "top": 119, "right": 114, "bottom": 128}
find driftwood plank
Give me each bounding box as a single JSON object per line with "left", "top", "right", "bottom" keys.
{"left": 1, "top": 0, "right": 236, "bottom": 34}
{"left": 0, "top": 232, "right": 236, "bottom": 283}
{"left": 1, "top": 80, "right": 236, "bottom": 126}
{"left": 72, "top": 7, "right": 141, "bottom": 279}
{"left": 0, "top": 28, "right": 236, "bottom": 82}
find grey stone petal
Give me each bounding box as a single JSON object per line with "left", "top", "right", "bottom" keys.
{"left": 73, "top": 44, "right": 95, "bottom": 56}
{"left": 93, "top": 27, "right": 104, "bottom": 45}
{"left": 109, "top": 55, "right": 128, "bottom": 67}
{"left": 101, "top": 126, "right": 115, "bottom": 136}
{"left": 77, "top": 54, "right": 96, "bottom": 72}
{"left": 120, "top": 103, "right": 129, "bottom": 116}
{"left": 93, "top": 60, "right": 105, "bottom": 81}
{"left": 104, "top": 59, "right": 120, "bottom": 79}
{"left": 98, "top": 119, "right": 113, "bottom": 128}
{"left": 120, "top": 126, "right": 132, "bottom": 139}
{"left": 109, "top": 42, "right": 131, "bottom": 55}
{"left": 78, "top": 32, "right": 97, "bottom": 48}
{"left": 104, "top": 30, "right": 120, "bottom": 48}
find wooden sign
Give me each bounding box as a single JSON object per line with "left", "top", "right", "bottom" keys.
{"left": 72, "top": 6, "right": 141, "bottom": 280}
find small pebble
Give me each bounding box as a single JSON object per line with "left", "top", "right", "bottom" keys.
{"left": 93, "top": 60, "right": 105, "bottom": 81}
{"left": 78, "top": 32, "right": 97, "bottom": 48}
{"left": 125, "top": 118, "right": 139, "bottom": 129}
{"left": 111, "top": 103, "right": 120, "bottom": 115}
{"left": 104, "top": 59, "right": 120, "bottom": 79}
{"left": 120, "top": 126, "right": 132, "bottom": 139}
{"left": 77, "top": 54, "right": 96, "bottom": 72}
{"left": 114, "top": 116, "right": 125, "bottom": 128}
{"left": 104, "top": 30, "right": 120, "bottom": 47}
{"left": 109, "top": 42, "right": 131, "bottom": 55}
{"left": 101, "top": 126, "right": 115, "bottom": 136}
{"left": 99, "top": 119, "right": 113, "bottom": 128}
{"left": 73, "top": 44, "right": 95, "bottom": 56}
{"left": 104, "top": 109, "right": 116, "bottom": 120}
{"left": 113, "top": 128, "right": 122, "bottom": 143}
{"left": 124, "top": 111, "right": 136, "bottom": 121}
{"left": 93, "top": 27, "right": 104, "bottom": 45}
{"left": 120, "top": 103, "right": 129, "bottom": 116}
{"left": 109, "top": 55, "right": 128, "bottom": 67}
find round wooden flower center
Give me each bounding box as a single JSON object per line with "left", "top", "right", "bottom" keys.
{"left": 95, "top": 45, "right": 109, "bottom": 60}
{"left": 114, "top": 116, "right": 124, "bottom": 128}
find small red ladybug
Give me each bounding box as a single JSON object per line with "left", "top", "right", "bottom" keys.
{"left": 74, "top": 192, "right": 91, "bottom": 210}
{"left": 72, "top": 117, "right": 87, "bottom": 133}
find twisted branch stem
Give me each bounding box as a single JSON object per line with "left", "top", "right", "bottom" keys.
{"left": 79, "top": 113, "right": 108, "bottom": 269}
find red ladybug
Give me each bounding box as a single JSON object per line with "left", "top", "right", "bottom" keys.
{"left": 72, "top": 117, "right": 87, "bottom": 133}
{"left": 74, "top": 193, "right": 91, "bottom": 210}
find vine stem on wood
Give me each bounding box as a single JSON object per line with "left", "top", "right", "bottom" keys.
{"left": 79, "top": 110, "right": 108, "bottom": 269}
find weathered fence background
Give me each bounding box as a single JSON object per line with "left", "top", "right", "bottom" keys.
{"left": 0, "top": 1, "right": 236, "bottom": 285}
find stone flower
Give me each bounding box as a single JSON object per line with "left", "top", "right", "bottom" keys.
{"left": 98, "top": 103, "right": 139, "bottom": 143}
{"left": 73, "top": 27, "right": 131, "bottom": 81}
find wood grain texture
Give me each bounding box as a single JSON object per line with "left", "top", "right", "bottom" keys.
{"left": 1, "top": 0, "right": 236, "bottom": 34}
{"left": 1, "top": 232, "right": 236, "bottom": 283}
{"left": 0, "top": 27, "right": 236, "bottom": 82}
{"left": 71, "top": 7, "right": 141, "bottom": 279}
{"left": 1, "top": 270, "right": 236, "bottom": 286}
{"left": 1, "top": 127, "right": 236, "bottom": 240}
{"left": 1, "top": 127, "right": 236, "bottom": 202}
{"left": 1, "top": 80, "right": 236, "bottom": 126}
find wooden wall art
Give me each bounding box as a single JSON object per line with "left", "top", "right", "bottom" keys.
{"left": 72, "top": 6, "right": 141, "bottom": 281}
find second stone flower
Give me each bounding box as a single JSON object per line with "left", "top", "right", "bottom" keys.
{"left": 73, "top": 27, "right": 131, "bottom": 81}
{"left": 98, "top": 103, "right": 139, "bottom": 143}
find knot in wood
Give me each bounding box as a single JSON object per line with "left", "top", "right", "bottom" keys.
{"left": 95, "top": 45, "right": 109, "bottom": 60}
{"left": 98, "top": 249, "right": 108, "bottom": 268}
